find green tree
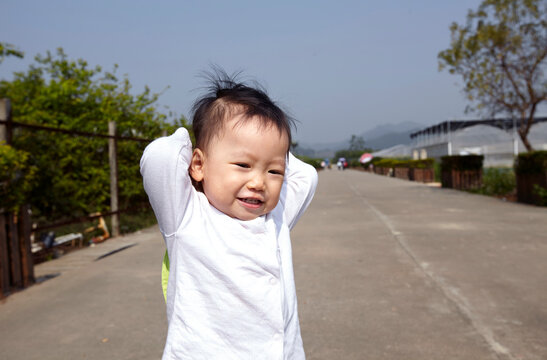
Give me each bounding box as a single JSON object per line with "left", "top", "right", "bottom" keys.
{"left": 334, "top": 134, "right": 373, "bottom": 163}
{"left": 0, "top": 48, "right": 186, "bottom": 222}
{"left": 0, "top": 143, "right": 36, "bottom": 212}
{"left": 0, "top": 42, "right": 24, "bottom": 63}
{"left": 438, "top": 0, "right": 547, "bottom": 151}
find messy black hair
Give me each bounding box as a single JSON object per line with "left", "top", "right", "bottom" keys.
{"left": 191, "top": 67, "right": 294, "bottom": 152}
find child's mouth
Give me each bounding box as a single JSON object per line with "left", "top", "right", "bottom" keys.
{"left": 238, "top": 198, "right": 263, "bottom": 208}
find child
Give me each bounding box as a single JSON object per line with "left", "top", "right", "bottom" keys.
{"left": 140, "top": 72, "right": 318, "bottom": 359}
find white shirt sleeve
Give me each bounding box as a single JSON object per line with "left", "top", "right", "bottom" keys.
{"left": 140, "top": 127, "right": 193, "bottom": 237}
{"left": 279, "top": 153, "right": 319, "bottom": 229}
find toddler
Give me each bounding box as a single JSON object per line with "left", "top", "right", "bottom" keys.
{"left": 141, "top": 72, "right": 318, "bottom": 359}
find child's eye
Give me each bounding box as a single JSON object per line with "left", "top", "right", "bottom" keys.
{"left": 235, "top": 163, "right": 250, "bottom": 168}
{"left": 269, "top": 169, "right": 284, "bottom": 176}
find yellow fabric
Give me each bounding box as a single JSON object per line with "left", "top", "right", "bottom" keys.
{"left": 162, "top": 249, "right": 170, "bottom": 302}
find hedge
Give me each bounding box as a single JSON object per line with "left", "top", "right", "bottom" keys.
{"left": 374, "top": 158, "right": 434, "bottom": 169}
{"left": 441, "top": 155, "right": 484, "bottom": 171}
{"left": 514, "top": 150, "right": 547, "bottom": 175}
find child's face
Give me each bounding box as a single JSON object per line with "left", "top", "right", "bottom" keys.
{"left": 190, "top": 115, "right": 289, "bottom": 221}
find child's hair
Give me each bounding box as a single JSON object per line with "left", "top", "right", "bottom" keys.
{"left": 191, "top": 68, "right": 294, "bottom": 152}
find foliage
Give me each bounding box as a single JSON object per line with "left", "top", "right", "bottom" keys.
{"left": 441, "top": 155, "right": 484, "bottom": 171}
{"left": 119, "top": 206, "right": 158, "bottom": 234}
{"left": 348, "top": 135, "right": 366, "bottom": 151}
{"left": 0, "top": 48, "right": 187, "bottom": 222}
{"left": 372, "top": 158, "right": 431, "bottom": 169}
{"left": 532, "top": 184, "right": 547, "bottom": 205}
{"left": 0, "top": 142, "right": 36, "bottom": 211}
{"left": 0, "top": 42, "right": 24, "bottom": 63}
{"left": 333, "top": 149, "right": 365, "bottom": 162}
{"left": 410, "top": 159, "right": 435, "bottom": 169}
{"left": 514, "top": 150, "right": 547, "bottom": 174}
{"left": 515, "top": 151, "right": 547, "bottom": 205}
{"left": 438, "top": 0, "right": 547, "bottom": 151}
{"left": 475, "top": 167, "right": 516, "bottom": 196}
{"left": 434, "top": 161, "right": 441, "bottom": 182}
{"left": 295, "top": 155, "right": 323, "bottom": 169}
{"left": 374, "top": 159, "right": 400, "bottom": 168}
{"left": 333, "top": 134, "right": 373, "bottom": 163}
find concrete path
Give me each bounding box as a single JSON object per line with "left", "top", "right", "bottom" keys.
{"left": 1, "top": 169, "right": 546, "bottom": 359}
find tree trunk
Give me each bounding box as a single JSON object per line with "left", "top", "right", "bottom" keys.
{"left": 519, "top": 128, "right": 534, "bottom": 152}
{"left": 519, "top": 108, "right": 535, "bottom": 152}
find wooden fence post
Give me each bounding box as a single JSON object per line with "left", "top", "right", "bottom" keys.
{"left": 0, "top": 98, "right": 12, "bottom": 144}
{"left": 108, "top": 121, "right": 120, "bottom": 237}
{"left": 7, "top": 213, "right": 23, "bottom": 288}
{"left": 0, "top": 214, "right": 10, "bottom": 298}
{"left": 18, "top": 205, "right": 34, "bottom": 287}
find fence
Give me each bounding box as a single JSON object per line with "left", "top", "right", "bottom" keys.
{"left": 1, "top": 206, "right": 34, "bottom": 297}
{"left": 0, "top": 98, "right": 155, "bottom": 298}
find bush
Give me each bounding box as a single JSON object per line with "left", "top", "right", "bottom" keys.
{"left": 296, "top": 155, "right": 323, "bottom": 169}
{"left": 475, "top": 167, "right": 516, "bottom": 196}
{"left": 373, "top": 158, "right": 432, "bottom": 169}
{"left": 514, "top": 150, "right": 547, "bottom": 175}
{"left": 374, "top": 158, "right": 397, "bottom": 168}
{"left": 409, "top": 158, "right": 435, "bottom": 169}
{"left": 514, "top": 151, "right": 547, "bottom": 205}
{"left": 441, "top": 155, "right": 484, "bottom": 171}
{"left": 434, "top": 161, "right": 441, "bottom": 182}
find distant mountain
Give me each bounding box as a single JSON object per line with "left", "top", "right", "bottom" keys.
{"left": 295, "top": 121, "right": 424, "bottom": 158}
{"left": 359, "top": 121, "right": 423, "bottom": 141}
{"left": 362, "top": 127, "right": 423, "bottom": 151}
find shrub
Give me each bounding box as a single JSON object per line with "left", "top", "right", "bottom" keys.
{"left": 296, "top": 155, "right": 323, "bottom": 169}
{"left": 441, "top": 155, "right": 484, "bottom": 171}
{"left": 475, "top": 167, "right": 516, "bottom": 196}
{"left": 513, "top": 151, "right": 547, "bottom": 205}
{"left": 408, "top": 158, "right": 435, "bottom": 169}
{"left": 514, "top": 150, "right": 547, "bottom": 174}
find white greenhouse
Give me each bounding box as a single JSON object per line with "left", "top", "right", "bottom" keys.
{"left": 410, "top": 118, "right": 547, "bottom": 167}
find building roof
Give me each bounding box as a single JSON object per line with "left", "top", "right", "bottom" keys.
{"left": 410, "top": 117, "right": 547, "bottom": 139}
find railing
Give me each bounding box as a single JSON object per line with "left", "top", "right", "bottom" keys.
{"left": 0, "top": 98, "right": 156, "bottom": 298}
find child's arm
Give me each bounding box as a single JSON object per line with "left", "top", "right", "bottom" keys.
{"left": 279, "top": 153, "right": 319, "bottom": 229}
{"left": 140, "top": 127, "right": 193, "bottom": 237}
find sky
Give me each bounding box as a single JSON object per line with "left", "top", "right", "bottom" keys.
{"left": 1, "top": 0, "right": 486, "bottom": 145}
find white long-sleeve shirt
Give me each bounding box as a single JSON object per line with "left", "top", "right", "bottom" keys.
{"left": 140, "top": 127, "right": 318, "bottom": 359}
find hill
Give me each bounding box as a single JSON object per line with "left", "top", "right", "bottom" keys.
{"left": 295, "top": 121, "right": 424, "bottom": 158}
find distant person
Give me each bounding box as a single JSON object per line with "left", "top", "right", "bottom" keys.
{"left": 141, "top": 70, "right": 318, "bottom": 359}
{"left": 337, "top": 157, "right": 346, "bottom": 170}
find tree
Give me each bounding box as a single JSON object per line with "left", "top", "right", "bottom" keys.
{"left": 349, "top": 134, "right": 366, "bottom": 151}
{"left": 0, "top": 42, "right": 24, "bottom": 63}
{"left": 334, "top": 134, "right": 372, "bottom": 163}
{"left": 0, "top": 48, "right": 186, "bottom": 221}
{"left": 438, "top": 0, "right": 547, "bottom": 151}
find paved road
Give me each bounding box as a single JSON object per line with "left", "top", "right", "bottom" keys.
{"left": 1, "top": 169, "right": 546, "bottom": 359}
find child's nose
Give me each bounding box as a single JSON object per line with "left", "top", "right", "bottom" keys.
{"left": 247, "top": 173, "right": 266, "bottom": 191}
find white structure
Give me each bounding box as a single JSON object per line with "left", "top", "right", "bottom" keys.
{"left": 410, "top": 118, "right": 547, "bottom": 167}
{"left": 372, "top": 144, "right": 411, "bottom": 158}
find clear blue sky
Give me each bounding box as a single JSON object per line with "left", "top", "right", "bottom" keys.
{"left": 2, "top": 0, "right": 483, "bottom": 145}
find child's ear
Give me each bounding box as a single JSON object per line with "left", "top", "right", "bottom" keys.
{"left": 189, "top": 148, "right": 205, "bottom": 182}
